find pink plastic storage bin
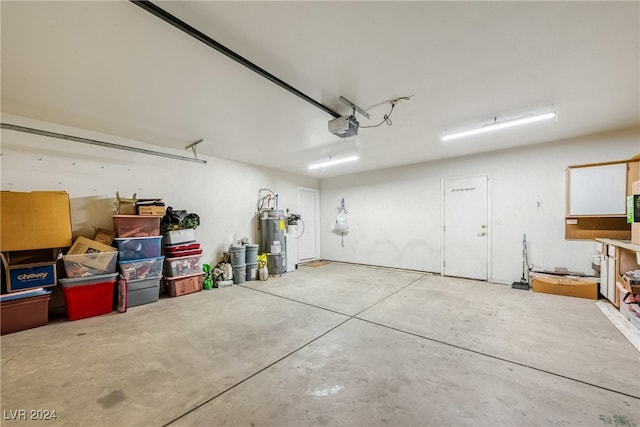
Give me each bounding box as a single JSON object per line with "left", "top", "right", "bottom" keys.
{"left": 113, "top": 215, "right": 161, "bottom": 237}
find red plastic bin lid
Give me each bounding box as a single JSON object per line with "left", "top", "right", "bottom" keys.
{"left": 165, "top": 249, "right": 203, "bottom": 257}
{"left": 164, "top": 243, "right": 200, "bottom": 253}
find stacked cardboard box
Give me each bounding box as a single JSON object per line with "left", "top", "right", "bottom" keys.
{"left": 115, "top": 191, "right": 166, "bottom": 216}
{"left": 0, "top": 191, "right": 72, "bottom": 293}
{"left": 0, "top": 191, "right": 73, "bottom": 333}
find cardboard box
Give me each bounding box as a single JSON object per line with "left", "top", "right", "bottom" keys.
{"left": 633, "top": 222, "right": 640, "bottom": 245}
{"left": 1, "top": 250, "right": 60, "bottom": 292}
{"left": 116, "top": 192, "right": 137, "bottom": 215}
{"left": 531, "top": 277, "right": 598, "bottom": 300}
{"left": 68, "top": 236, "right": 117, "bottom": 255}
{"left": 137, "top": 206, "right": 166, "bottom": 216}
{"left": 633, "top": 180, "right": 640, "bottom": 195}
{"left": 0, "top": 191, "right": 72, "bottom": 252}
{"left": 93, "top": 228, "right": 115, "bottom": 245}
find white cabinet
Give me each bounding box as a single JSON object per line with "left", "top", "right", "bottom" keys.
{"left": 607, "top": 250, "right": 617, "bottom": 303}
{"left": 600, "top": 244, "right": 618, "bottom": 303}
{"left": 597, "top": 238, "right": 640, "bottom": 307}
{"left": 600, "top": 251, "right": 609, "bottom": 300}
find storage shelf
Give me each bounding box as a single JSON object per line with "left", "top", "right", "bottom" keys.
{"left": 600, "top": 238, "right": 640, "bottom": 294}
{"left": 564, "top": 158, "right": 638, "bottom": 240}
{"left": 566, "top": 214, "right": 627, "bottom": 218}
{"left": 596, "top": 238, "right": 640, "bottom": 253}
{"left": 565, "top": 217, "right": 630, "bottom": 240}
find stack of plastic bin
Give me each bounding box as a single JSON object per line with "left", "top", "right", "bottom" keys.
{"left": 163, "top": 229, "right": 203, "bottom": 297}
{"left": 113, "top": 215, "right": 164, "bottom": 307}
{"left": 59, "top": 240, "right": 119, "bottom": 321}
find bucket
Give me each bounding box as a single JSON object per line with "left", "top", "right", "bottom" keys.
{"left": 229, "top": 245, "right": 246, "bottom": 265}
{"left": 245, "top": 244, "right": 259, "bottom": 264}
{"left": 232, "top": 264, "right": 246, "bottom": 284}
{"left": 246, "top": 262, "right": 258, "bottom": 281}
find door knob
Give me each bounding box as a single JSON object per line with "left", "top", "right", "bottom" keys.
{"left": 477, "top": 232, "right": 487, "bottom": 237}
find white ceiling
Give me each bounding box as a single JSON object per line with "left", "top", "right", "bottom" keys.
{"left": 2, "top": 1, "right": 639, "bottom": 178}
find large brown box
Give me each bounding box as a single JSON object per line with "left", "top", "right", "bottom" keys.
{"left": 531, "top": 277, "right": 598, "bottom": 300}
{"left": 116, "top": 192, "right": 137, "bottom": 215}
{"left": 0, "top": 191, "right": 72, "bottom": 252}
{"left": 633, "top": 223, "right": 640, "bottom": 245}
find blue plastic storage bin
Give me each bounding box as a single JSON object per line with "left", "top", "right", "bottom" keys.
{"left": 114, "top": 236, "right": 162, "bottom": 261}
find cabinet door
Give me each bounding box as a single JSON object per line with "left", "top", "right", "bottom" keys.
{"left": 607, "top": 254, "right": 617, "bottom": 305}
{"left": 600, "top": 253, "right": 609, "bottom": 299}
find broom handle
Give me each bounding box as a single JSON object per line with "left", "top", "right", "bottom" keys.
{"left": 523, "top": 234, "right": 529, "bottom": 279}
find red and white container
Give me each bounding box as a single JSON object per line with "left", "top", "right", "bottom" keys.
{"left": 59, "top": 273, "right": 118, "bottom": 321}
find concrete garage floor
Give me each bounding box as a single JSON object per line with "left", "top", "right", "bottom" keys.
{"left": 1, "top": 262, "right": 638, "bottom": 427}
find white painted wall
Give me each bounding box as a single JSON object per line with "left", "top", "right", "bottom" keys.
{"left": 3, "top": 113, "right": 638, "bottom": 284}
{"left": 1, "top": 114, "right": 319, "bottom": 266}
{"left": 320, "top": 127, "right": 640, "bottom": 284}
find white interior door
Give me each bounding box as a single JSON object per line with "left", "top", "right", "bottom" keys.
{"left": 442, "top": 175, "right": 489, "bottom": 280}
{"left": 298, "top": 187, "right": 319, "bottom": 261}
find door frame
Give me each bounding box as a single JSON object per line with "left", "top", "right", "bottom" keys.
{"left": 440, "top": 174, "right": 492, "bottom": 281}
{"left": 297, "top": 186, "right": 320, "bottom": 261}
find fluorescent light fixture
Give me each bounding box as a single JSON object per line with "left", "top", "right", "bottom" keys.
{"left": 308, "top": 155, "right": 359, "bottom": 170}
{"left": 442, "top": 112, "right": 556, "bottom": 141}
